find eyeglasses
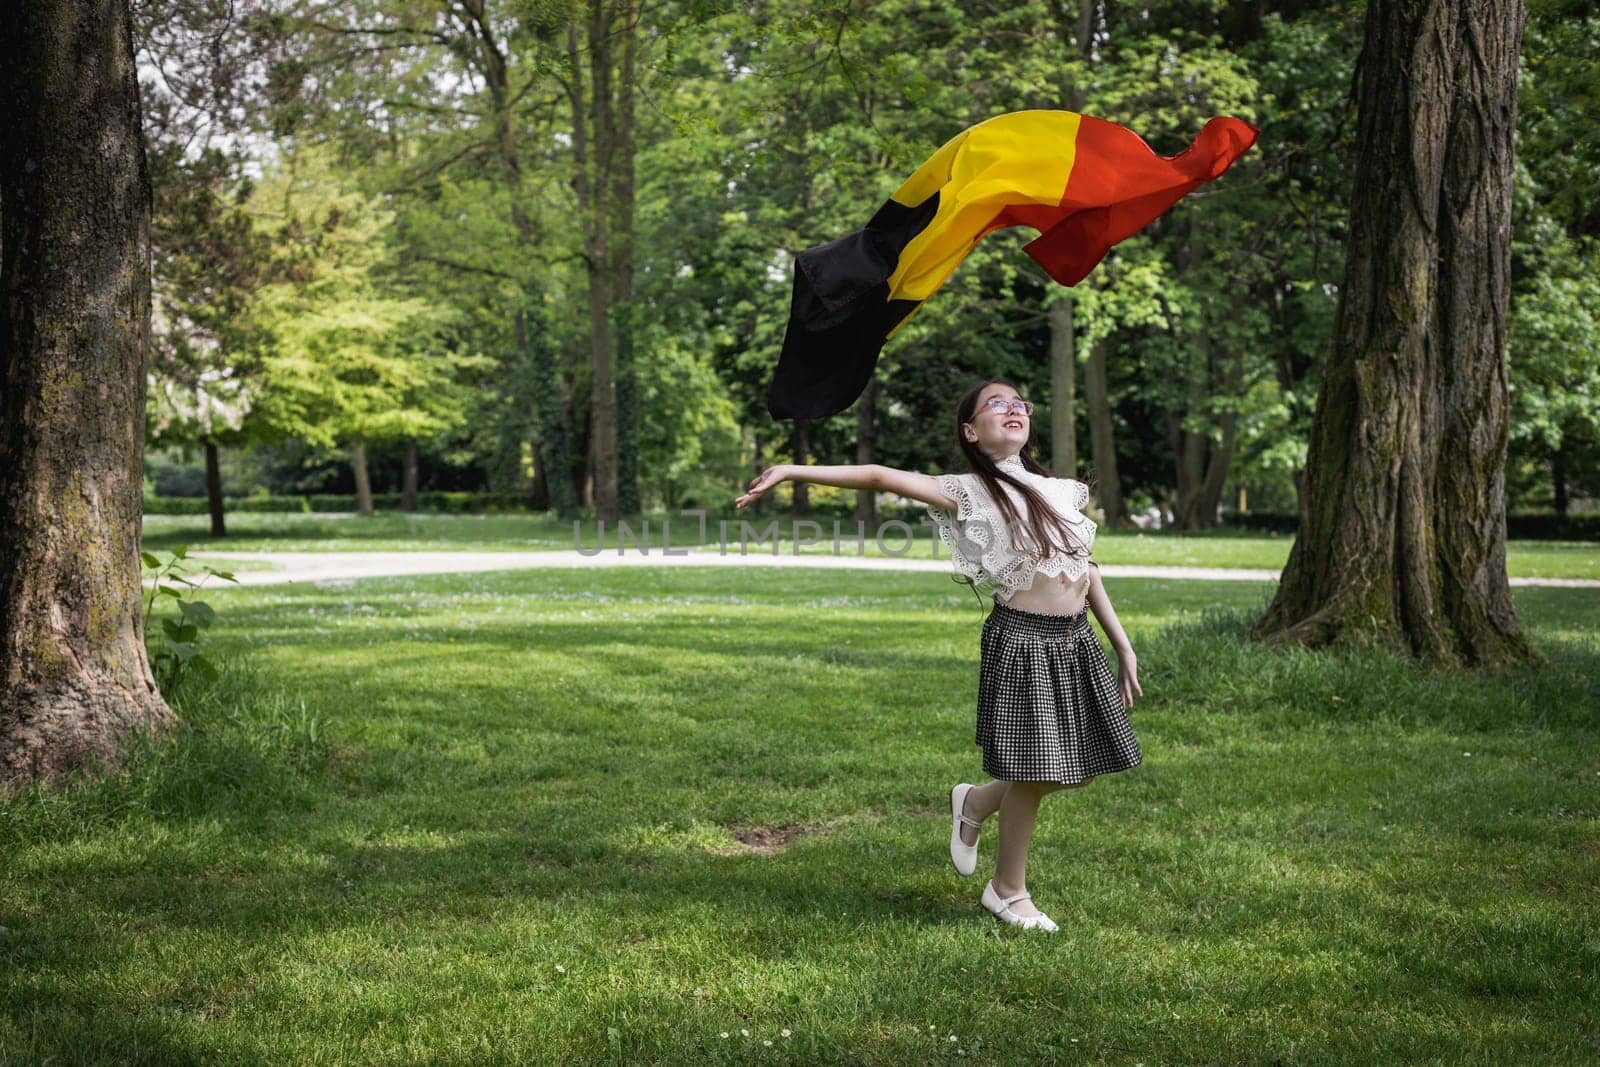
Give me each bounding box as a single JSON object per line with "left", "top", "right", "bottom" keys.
{"left": 982, "top": 397, "right": 1034, "bottom": 417}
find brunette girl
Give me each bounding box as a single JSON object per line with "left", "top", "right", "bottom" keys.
{"left": 735, "top": 378, "right": 1143, "bottom": 931}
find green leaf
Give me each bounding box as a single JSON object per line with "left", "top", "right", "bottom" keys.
{"left": 179, "top": 600, "right": 217, "bottom": 628}
{"left": 141, "top": 551, "right": 162, "bottom": 569}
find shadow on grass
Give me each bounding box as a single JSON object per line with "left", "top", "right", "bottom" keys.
{"left": 7, "top": 572, "right": 1597, "bottom": 1063}
{"left": 1144, "top": 595, "right": 1600, "bottom": 735}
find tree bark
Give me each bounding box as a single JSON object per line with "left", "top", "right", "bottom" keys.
{"left": 791, "top": 420, "right": 810, "bottom": 515}
{"left": 1083, "top": 338, "right": 1125, "bottom": 526}
{"left": 529, "top": 438, "right": 551, "bottom": 512}
{"left": 1550, "top": 440, "right": 1568, "bottom": 514}
{"left": 517, "top": 310, "right": 576, "bottom": 517}
{"left": 1253, "top": 0, "right": 1535, "bottom": 668}
{"left": 351, "top": 441, "right": 373, "bottom": 517}
{"left": 854, "top": 379, "right": 878, "bottom": 524}
{"left": 458, "top": 0, "right": 578, "bottom": 521}
{"left": 402, "top": 437, "right": 419, "bottom": 512}
{"left": 204, "top": 438, "right": 227, "bottom": 538}
{"left": 611, "top": 0, "right": 640, "bottom": 516}
{"left": 571, "top": 13, "right": 618, "bottom": 522}
{"left": 0, "top": 0, "right": 174, "bottom": 783}
{"left": 1048, "top": 295, "right": 1078, "bottom": 476}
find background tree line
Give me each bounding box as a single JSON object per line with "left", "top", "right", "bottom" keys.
{"left": 135, "top": 0, "right": 1598, "bottom": 530}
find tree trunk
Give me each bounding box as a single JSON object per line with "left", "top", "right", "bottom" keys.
{"left": 571, "top": 15, "right": 618, "bottom": 522}
{"left": 1551, "top": 440, "right": 1568, "bottom": 514}
{"left": 204, "top": 438, "right": 227, "bottom": 538}
{"left": 611, "top": 0, "right": 640, "bottom": 516}
{"left": 750, "top": 431, "right": 767, "bottom": 517}
{"left": 0, "top": 0, "right": 174, "bottom": 783}
{"left": 457, "top": 1, "right": 578, "bottom": 521}
{"left": 1083, "top": 338, "right": 1125, "bottom": 526}
{"left": 529, "top": 438, "right": 551, "bottom": 512}
{"left": 351, "top": 442, "right": 373, "bottom": 517}
{"left": 1253, "top": 0, "right": 1535, "bottom": 669}
{"left": 854, "top": 379, "right": 878, "bottom": 524}
{"left": 402, "top": 438, "right": 419, "bottom": 512}
{"left": 791, "top": 420, "right": 811, "bottom": 515}
{"left": 518, "top": 309, "right": 577, "bottom": 517}
{"left": 1048, "top": 295, "right": 1078, "bottom": 476}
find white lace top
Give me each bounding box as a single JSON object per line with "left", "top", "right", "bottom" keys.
{"left": 924, "top": 453, "right": 1097, "bottom": 604}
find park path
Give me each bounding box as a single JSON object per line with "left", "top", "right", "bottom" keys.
{"left": 183, "top": 549, "right": 1600, "bottom": 588}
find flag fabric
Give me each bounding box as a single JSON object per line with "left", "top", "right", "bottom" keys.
{"left": 767, "top": 110, "right": 1259, "bottom": 419}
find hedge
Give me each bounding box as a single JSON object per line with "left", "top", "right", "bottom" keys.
{"left": 143, "top": 491, "right": 533, "bottom": 515}
{"left": 141, "top": 493, "right": 1599, "bottom": 541}
{"left": 1220, "top": 510, "right": 1600, "bottom": 542}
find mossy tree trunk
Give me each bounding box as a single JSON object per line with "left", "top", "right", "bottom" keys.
{"left": 0, "top": 0, "right": 175, "bottom": 782}
{"left": 1253, "top": 0, "right": 1537, "bottom": 669}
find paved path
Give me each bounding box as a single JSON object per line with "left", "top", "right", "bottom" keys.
{"left": 181, "top": 550, "right": 1600, "bottom": 589}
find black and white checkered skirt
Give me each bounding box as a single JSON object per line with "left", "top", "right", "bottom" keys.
{"left": 976, "top": 601, "right": 1143, "bottom": 784}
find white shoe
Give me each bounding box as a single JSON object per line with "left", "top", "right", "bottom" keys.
{"left": 949, "top": 783, "right": 982, "bottom": 876}
{"left": 981, "top": 880, "right": 1059, "bottom": 933}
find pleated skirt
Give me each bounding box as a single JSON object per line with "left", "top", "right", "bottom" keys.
{"left": 976, "top": 601, "right": 1143, "bottom": 784}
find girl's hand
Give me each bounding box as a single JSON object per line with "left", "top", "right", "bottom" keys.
{"left": 1117, "top": 650, "right": 1143, "bottom": 710}
{"left": 735, "top": 465, "right": 790, "bottom": 510}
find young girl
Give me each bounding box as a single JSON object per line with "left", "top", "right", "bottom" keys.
{"left": 735, "top": 377, "right": 1143, "bottom": 932}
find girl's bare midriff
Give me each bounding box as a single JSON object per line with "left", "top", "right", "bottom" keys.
{"left": 1003, "top": 570, "right": 1090, "bottom": 615}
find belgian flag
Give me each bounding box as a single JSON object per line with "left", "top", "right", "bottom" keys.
{"left": 767, "top": 110, "right": 1259, "bottom": 419}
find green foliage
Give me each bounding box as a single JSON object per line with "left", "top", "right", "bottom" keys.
{"left": 141, "top": 545, "right": 240, "bottom": 694}
{"left": 246, "top": 144, "right": 491, "bottom": 453}
{"left": 139, "top": 0, "right": 1599, "bottom": 515}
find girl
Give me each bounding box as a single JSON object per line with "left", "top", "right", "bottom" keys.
{"left": 735, "top": 378, "right": 1143, "bottom": 932}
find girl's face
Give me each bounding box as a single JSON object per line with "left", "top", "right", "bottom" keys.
{"left": 963, "top": 383, "right": 1030, "bottom": 458}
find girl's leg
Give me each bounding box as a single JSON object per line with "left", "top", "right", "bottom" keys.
{"left": 956, "top": 778, "right": 1010, "bottom": 846}
{"left": 991, "top": 778, "right": 1092, "bottom": 919}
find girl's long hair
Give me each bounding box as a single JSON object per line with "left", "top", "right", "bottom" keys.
{"left": 956, "top": 377, "right": 1091, "bottom": 563}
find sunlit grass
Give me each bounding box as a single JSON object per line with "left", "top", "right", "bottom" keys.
{"left": 3, "top": 567, "right": 1596, "bottom": 1062}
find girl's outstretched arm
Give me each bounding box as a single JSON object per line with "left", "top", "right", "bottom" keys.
{"left": 1086, "top": 562, "right": 1143, "bottom": 710}
{"left": 735, "top": 464, "right": 955, "bottom": 511}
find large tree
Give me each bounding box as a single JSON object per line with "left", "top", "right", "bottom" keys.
{"left": 1253, "top": 0, "right": 1537, "bottom": 668}
{"left": 0, "top": 0, "right": 174, "bottom": 781}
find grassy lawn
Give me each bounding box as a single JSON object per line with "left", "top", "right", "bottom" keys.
{"left": 143, "top": 510, "right": 1599, "bottom": 580}
{"left": 2, "top": 567, "right": 1596, "bottom": 1063}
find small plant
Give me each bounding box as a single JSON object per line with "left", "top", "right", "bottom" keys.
{"left": 141, "top": 545, "right": 239, "bottom": 694}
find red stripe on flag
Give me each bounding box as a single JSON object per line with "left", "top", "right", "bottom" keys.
{"left": 990, "top": 115, "right": 1258, "bottom": 287}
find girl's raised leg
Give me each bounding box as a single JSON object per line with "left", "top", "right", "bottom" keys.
{"left": 955, "top": 778, "right": 1009, "bottom": 846}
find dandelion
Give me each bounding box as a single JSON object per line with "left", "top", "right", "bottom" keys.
{"left": 781, "top": 1029, "right": 792, "bottom": 1038}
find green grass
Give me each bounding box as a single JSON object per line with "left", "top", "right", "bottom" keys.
{"left": 142, "top": 510, "right": 1600, "bottom": 579}
{"left": 3, "top": 569, "right": 1597, "bottom": 1063}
